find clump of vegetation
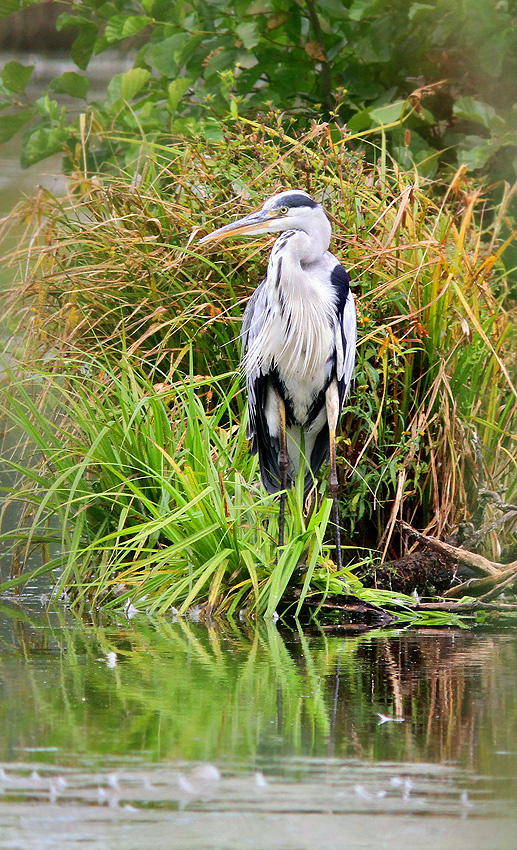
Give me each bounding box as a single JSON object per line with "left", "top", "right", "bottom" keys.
{"left": 2, "top": 0, "right": 516, "bottom": 188}
{"left": 1, "top": 120, "right": 516, "bottom": 618}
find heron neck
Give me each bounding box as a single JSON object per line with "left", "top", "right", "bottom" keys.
{"left": 273, "top": 226, "right": 329, "bottom": 267}
{"left": 253, "top": 232, "right": 335, "bottom": 384}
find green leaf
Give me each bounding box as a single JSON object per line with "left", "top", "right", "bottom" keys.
{"left": 71, "top": 24, "right": 98, "bottom": 70}
{"left": 55, "top": 12, "right": 86, "bottom": 31}
{"left": 370, "top": 99, "right": 406, "bottom": 126}
{"left": 235, "top": 22, "right": 259, "bottom": 50}
{"left": 479, "top": 29, "right": 510, "bottom": 79}
{"left": 1, "top": 60, "right": 34, "bottom": 94}
{"left": 392, "top": 131, "right": 440, "bottom": 178}
{"left": 457, "top": 135, "right": 501, "bottom": 171}
{"left": 35, "top": 93, "right": 62, "bottom": 120}
{"left": 204, "top": 47, "right": 237, "bottom": 80}
{"left": 105, "top": 68, "right": 152, "bottom": 109}
{"left": 0, "top": 108, "right": 33, "bottom": 143}
{"left": 120, "top": 68, "right": 151, "bottom": 101}
{"left": 167, "top": 77, "right": 192, "bottom": 114}
{"left": 50, "top": 72, "right": 89, "bottom": 99}
{"left": 315, "top": 0, "right": 350, "bottom": 19}
{"left": 147, "top": 33, "right": 191, "bottom": 76}
{"left": 104, "top": 15, "right": 152, "bottom": 44}
{"left": 20, "top": 124, "right": 68, "bottom": 168}
{"left": 453, "top": 97, "right": 503, "bottom": 132}
{"left": 346, "top": 108, "right": 373, "bottom": 133}
{"left": 348, "top": 0, "right": 380, "bottom": 21}
{"left": 355, "top": 30, "right": 392, "bottom": 64}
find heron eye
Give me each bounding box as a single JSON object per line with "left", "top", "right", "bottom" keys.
{"left": 279, "top": 206, "right": 289, "bottom": 215}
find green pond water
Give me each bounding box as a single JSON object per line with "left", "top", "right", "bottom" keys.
{"left": 0, "top": 598, "right": 517, "bottom": 849}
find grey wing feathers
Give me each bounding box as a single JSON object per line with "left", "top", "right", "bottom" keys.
{"left": 336, "top": 290, "right": 357, "bottom": 404}
{"left": 241, "top": 283, "right": 282, "bottom": 492}
{"left": 241, "top": 281, "right": 266, "bottom": 442}
{"left": 329, "top": 262, "right": 357, "bottom": 410}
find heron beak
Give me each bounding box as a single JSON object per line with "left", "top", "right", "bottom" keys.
{"left": 198, "top": 209, "right": 273, "bottom": 244}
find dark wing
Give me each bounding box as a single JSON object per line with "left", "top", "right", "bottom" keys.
{"left": 241, "top": 282, "right": 281, "bottom": 494}
{"left": 330, "top": 263, "right": 356, "bottom": 411}
{"left": 308, "top": 263, "right": 356, "bottom": 482}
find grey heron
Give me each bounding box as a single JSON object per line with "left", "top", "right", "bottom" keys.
{"left": 199, "top": 190, "right": 357, "bottom": 571}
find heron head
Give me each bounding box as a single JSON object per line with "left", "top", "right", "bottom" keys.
{"left": 198, "top": 190, "right": 330, "bottom": 246}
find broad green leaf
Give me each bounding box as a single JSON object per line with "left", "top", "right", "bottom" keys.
{"left": 355, "top": 30, "right": 393, "bottom": 64}
{"left": 0, "top": 108, "right": 33, "bottom": 143}
{"left": 55, "top": 12, "right": 87, "bottom": 31}
{"left": 35, "top": 93, "right": 62, "bottom": 119}
{"left": 348, "top": 0, "right": 380, "bottom": 21}
{"left": 20, "top": 124, "right": 68, "bottom": 168}
{"left": 121, "top": 68, "right": 151, "bottom": 101}
{"left": 104, "top": 14, "right": 151, "bottom": 44}
{"left": 134, "top": 98, "right": 168, "bottom": 130}
{"left": 479, "top": 29, "right": 510, "bottom": 79}
{"left": 1, "top": 60, "right": 34, "bottom": 94}
{"left": 392, "top": 131, "right": 440, "bottom": 178}
{"left": 106, "top": 68, "right": 151, "bottom": 109}
{"left": 50, "top": 72, "right": 89, "bottom": 99}
{"left": 370, "top": 99, "right": 406, "bottom": 126}
{"left": 458, "top": 134, "right": 500, "bottom": 171}
{"left": 235, "top": 22, "right": 259, "bottom": 50}
{"left": 147, "top": 33, "right": 191, "bottom": 76}
{"left": 453, "top": 97, "right": 504, "bottom": 133}
{"left": 71, "top": 24, "right": 98, "bottom": 69}
{"left": 346, "top": 108, "right": 373, "bottom": 133}
{"left": 204, "top": 47, "right": 238, "bottom": 80}
{"left": 315, "top": 0, "right": 350, "bottom": 19}
{"left": 167, "top": 77, "right": 191, "bottom": 114}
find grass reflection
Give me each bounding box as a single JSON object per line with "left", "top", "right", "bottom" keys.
{"left": 1, "top": 603, "right": 516, "bottom": 787}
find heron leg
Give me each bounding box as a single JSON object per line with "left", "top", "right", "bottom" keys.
{"left": 277, "top": 395, "right": 289, "bottom": 550}
{"left": 325, "top": 381, "right": 343, "bottom": 576}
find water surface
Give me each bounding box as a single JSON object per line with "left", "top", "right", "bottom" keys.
{"left": 0, "top": 600, "right": 516, "bottom": 849}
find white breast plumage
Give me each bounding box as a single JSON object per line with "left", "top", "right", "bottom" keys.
{"left": 243, "top": 239, "right": 337, "bottom": 416}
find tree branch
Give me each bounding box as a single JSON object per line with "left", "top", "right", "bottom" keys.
{"left": 400, "top": 521, "right": 507, "bottom": 576}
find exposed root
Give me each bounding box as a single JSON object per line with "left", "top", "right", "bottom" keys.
{"left": 400, "top": 521, "right": 517, "bottom": 599}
